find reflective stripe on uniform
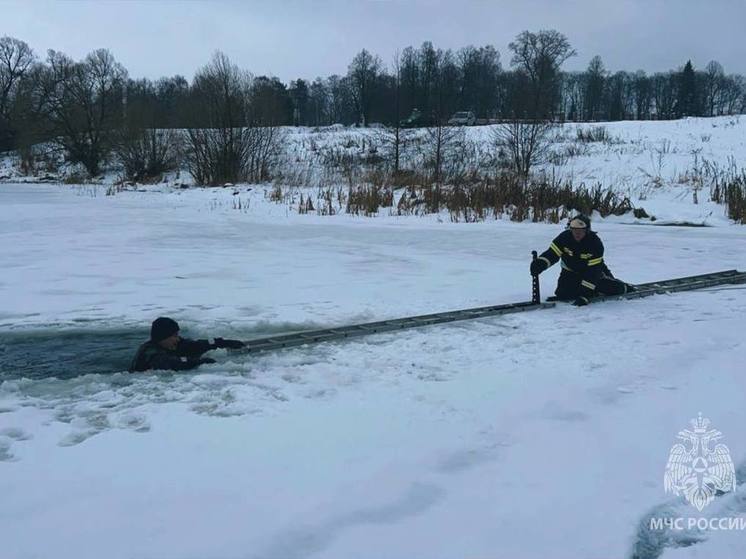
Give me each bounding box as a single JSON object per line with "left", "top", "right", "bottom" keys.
{"left": 588, "top": 257, "right": 604, "bottom": 266}
{"left": 581, "top": 280, "right": 596, "bottom": 290}
{"left": 549, "top": 242, "right": 562, "bottom": 257}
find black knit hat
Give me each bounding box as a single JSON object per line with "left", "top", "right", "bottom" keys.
{"left": 150, "top": 317, "right": 180, "bottom": 342}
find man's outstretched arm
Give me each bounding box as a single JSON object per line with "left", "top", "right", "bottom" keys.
{"left": 177, "top": 338, "right": 214, "bottom": 359}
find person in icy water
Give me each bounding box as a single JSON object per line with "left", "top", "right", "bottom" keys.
{"left": 129, "top": 317, "right": 244, "bottom": 372}
{"left": 530, "top": 214, "right": 634, "bottom": 306}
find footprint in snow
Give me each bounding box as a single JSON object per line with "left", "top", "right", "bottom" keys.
{"left": 0, "top": 427, "right": 33, "bottom": 441}
{"left": 58, "top": 430, "right": 97, "bottom": 447}
{"left": 114, "top": 412, "right": 150, "bottom": 432}
{"left": 0, "top": 434, "right": 20, "bottom": 461}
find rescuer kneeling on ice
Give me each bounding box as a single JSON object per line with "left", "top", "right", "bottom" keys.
{"left": 531, "top": 214, "right": 634, "bottom": 306}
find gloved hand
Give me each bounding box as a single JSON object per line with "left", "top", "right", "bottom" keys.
{"left": 530, "top": 258, "right": 548, "bottom": 276}
{"left": 572, "top": 296, "right": 589, "bottom": 307}
{"left": 213, "top": 337, "right": 245, "bottom": 349}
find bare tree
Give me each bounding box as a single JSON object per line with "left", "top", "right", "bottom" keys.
{"left": 8, "top": 63, "right": 48, "bottom": 170}
{"left": 508, "top": 29, "right": 576, "bottom": 119}
{"left": 0, "top": 36, "right": 35, "bottom": 137}
{"left": 186, "top": 52, "right": 249, "bottom": 184}
{"left": 632, "top": 70, "right": 652, "bottom": 120}
{"left": 387, "top": 50, "right": 405, "bottom": 174}
{"left": 721, "top": 74, "right": 745, "bottom": 115}
{"left": 114, "top": 128, "right": 180, "bottom": 182}
{"left": 492, "top": 120, "right": 553, "bottom": 178}
{"left": 308, "top": 78, "right": 331, "bottom": 126}
{"left": 651, "top": 72, "right": 677, "bottom": 119}
{"left": 584, "top": 55, "right": 606, "bottom": 121}
{"left": 457, "top": 45, "right": 501, "bottom": 118}
{"left": 703, "top": 60, "right": 725, "bottom": 116}
{"left": 561, "top": 71, "right": 585, "bottom": 121}
{"left": 185, "top": 52, "right": 283, "bottom": 185}
{"left": 347, "top": 49, "right": 382, "bottom": 126}
{"left": 35, "top": 48, "right": 127, "bottom": 176}
{"left": 376, "top": 124, "right": 412, "bottom": 181}
{"left": 423, "top": 122, "right": 463, "bottom": 185}
{"left": 325, "top": 75, "right": 354, "bottom": 124}
{"left": 244, "top": 124, "right": 284, "bottom": 182}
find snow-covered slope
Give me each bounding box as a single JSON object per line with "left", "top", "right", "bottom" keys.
{"left": 3, "top": 116, "right": 746, "bottom": 225}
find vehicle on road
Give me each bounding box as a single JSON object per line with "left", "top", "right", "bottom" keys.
{"left": 447, "top": 111, "right": 477, "bottom": 126}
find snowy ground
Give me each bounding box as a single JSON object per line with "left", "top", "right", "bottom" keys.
{"left": 3, "top": 116, "right": 746, "bottom": 229}
{"left": 2, "top": 180, "right": 746, "bottom": 559}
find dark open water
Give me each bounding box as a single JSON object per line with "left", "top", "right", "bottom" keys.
{"left": 0, "top": 328, "right": 151, "bottom": 380}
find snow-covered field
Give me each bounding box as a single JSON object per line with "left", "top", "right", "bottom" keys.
{"left": 2, "top": 117, "right": 746, "bottom": 559}
{"left": 3, "top": 116, "right": 746, "bottom": 226}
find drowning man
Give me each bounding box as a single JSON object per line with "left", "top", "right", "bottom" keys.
{"left": 129, "top": 317, "right": 244, "bottom": 372}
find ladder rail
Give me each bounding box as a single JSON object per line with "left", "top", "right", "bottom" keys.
{"left": 547, "top": 270, "right": 744, "bottom": 302}
{"left": 593, "top": 271, "right": 746, "bottom": 303}
{"left": 238, "top": 300, "right": 555, "bottom": 354}
{"left": 632, "top": 269, "right": 740, "bottom": 289}
{"left": 233, "top": 270, "right": 746, "bottom": 355}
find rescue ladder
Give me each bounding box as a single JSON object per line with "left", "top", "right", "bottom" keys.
{"left": 233, "top": 269, "right": 746, "bottom": 354}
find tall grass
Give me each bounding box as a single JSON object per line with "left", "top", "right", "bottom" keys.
{"left": 701, "top": 159, "right": 746, "bottom": 223}
{"left": 396, "top": 174, "right": 633, "bottom": 222}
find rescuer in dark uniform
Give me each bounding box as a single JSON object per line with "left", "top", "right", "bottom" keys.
{"left": 129, "top": 317, "right": 244, "bottom": 372}
{"left": 531, "top": 214, "right": 633, "bottom": 306}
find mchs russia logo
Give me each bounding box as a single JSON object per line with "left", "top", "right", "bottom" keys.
{"left": 664, "top": 413, "right": 736, "bottom": 511}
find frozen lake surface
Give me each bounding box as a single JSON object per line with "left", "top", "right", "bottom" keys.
{"left": 1, "top": 181, "right": 746, "bottom": 559}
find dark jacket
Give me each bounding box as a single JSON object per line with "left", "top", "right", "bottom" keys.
{"left": 537, "top": 229, "right": 610, "bottom": 297}
{"left": 128, "top": 338, "right": 214, "bottom": 373}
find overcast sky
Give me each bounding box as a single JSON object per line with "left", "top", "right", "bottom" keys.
{"left": 3, "top": 0, "right": 746, "bottom": 82}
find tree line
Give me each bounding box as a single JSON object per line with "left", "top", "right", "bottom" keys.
{"left": 1, "top": 30, "right": 744, "bottom": 180}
